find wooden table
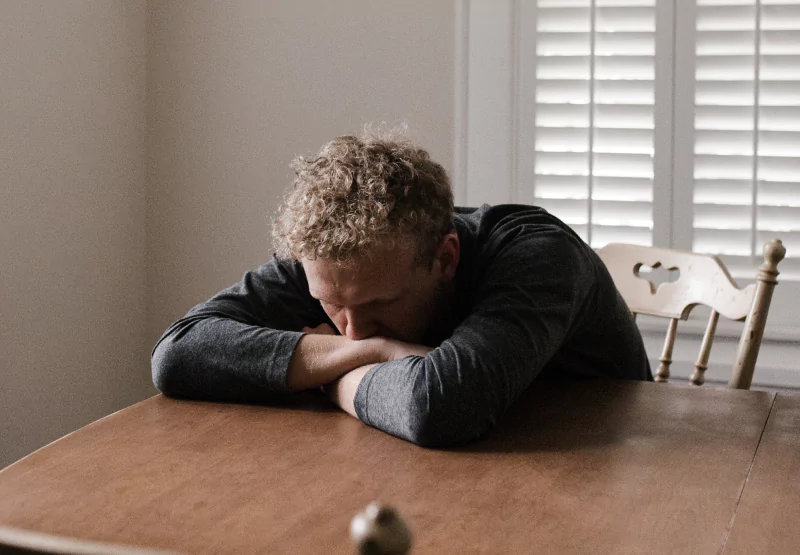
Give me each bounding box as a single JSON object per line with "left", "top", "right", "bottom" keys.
{"left": 0, "top": 380, "right": 796, "bottom": 554}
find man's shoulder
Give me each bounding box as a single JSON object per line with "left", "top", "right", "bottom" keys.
{"left": 455, "top": 203, "right": 587, "bottom": 255}
{"left": 456, "top": 202, "right": 573, "bottom": 230}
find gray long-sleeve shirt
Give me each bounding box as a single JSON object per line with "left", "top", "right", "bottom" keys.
{"left": 152, "top": 204, "right": 652, "bottom": 447}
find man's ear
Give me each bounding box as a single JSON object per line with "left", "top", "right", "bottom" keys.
{"left": 435, "top": 231, "right": 460, "bottom": 280}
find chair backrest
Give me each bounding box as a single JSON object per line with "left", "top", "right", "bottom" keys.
{"left": 596, "top": 240, "right": 785, "bottom": 389}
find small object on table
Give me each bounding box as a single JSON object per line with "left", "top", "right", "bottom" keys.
{"left": 350, "top": 502, "right": 412, "bottom": 555}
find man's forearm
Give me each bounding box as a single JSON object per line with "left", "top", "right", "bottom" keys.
{"left": 325, "top": 365, "right": 375, "bottom": 418}
{"left": 286, "top": 334, "right": 384, "bottom": 391}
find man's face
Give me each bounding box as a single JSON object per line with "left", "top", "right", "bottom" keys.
{"left": 302, "top": 234, "right": 459, "bottom": 344}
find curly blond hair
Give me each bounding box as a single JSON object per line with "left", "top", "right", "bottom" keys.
{"left": 273, "top": 128, "right": 454, "bottom": 267}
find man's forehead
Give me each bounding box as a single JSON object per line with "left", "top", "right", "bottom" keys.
{"left": 303, "top": 254, "right": 413, "bottom": 302}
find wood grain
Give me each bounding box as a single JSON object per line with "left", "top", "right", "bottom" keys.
{"left": 0, "top": 381, "right": 775, "bottom": 554}
{"left": 724, "top": 393, "right": 800, "bottom": 554}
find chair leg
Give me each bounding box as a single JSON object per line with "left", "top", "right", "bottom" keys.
{"left": 657, "top": 318, "right": 678, "bottom": 383}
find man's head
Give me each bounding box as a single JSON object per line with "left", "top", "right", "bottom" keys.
{"left": 273, "top": 129, "right": 458, "bottom": 343}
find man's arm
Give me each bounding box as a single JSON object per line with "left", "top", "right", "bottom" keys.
{"left": 335, "top": 230, "right": 600, "bottom": 447}
{"left": 152, "top": 256, "right": 383, "bottom": 401}
{"left": 325, "top": 365, "right": 374, "bottom": 418}
{"left": 315, "top": 324, "right": 432, "bottom": 416}
{"left": 286, "top": 324, "right": 381, "bottom": 391}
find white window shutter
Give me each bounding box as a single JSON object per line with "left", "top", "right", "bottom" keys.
{"left": 533, "top": 0, "right": 657, "bottom": 248}
{"left": 692, "top": 0, "right": 800, "bottom": 280}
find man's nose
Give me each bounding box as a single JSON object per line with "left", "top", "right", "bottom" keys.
{"left": 343, "top": 309, "right": 376, "bottom": 341}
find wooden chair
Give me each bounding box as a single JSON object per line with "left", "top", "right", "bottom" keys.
{"left": 596, "top": 240, "right": 786, "bottom": 390}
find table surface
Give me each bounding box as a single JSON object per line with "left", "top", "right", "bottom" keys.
{"left": 0, "top": 380, "right": 793, "bottom": 554}
{"left": 724, "top": 393, "right": 800, "bottom": 554}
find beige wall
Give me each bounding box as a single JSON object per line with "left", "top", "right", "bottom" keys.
{"left": 0, "top": 1, "right": 150, "bottom": 468}
{"left": 1, "top": 1, "right": 455, "bottom": 467}
{"left": 147, "top": 1, "right": 455, "bottom": 343}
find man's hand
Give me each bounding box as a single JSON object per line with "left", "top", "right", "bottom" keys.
{"left": 302, "top": 323, "right": 432, "bottom": 362}
{"left": 379, "top": 338, "right": 433, "bottom": 361}
{"left": 302, "top": 323, "right": 338, "bottom": 336}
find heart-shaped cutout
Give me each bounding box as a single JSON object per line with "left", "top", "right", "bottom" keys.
{"left": 633, "top": 263, "right": 680, "bottom": 293}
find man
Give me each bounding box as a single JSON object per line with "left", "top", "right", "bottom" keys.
{"left": 152, "top": 130, "right": 652, "bottom": 447}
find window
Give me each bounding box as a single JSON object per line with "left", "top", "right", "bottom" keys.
{"left": 684, "top": 0, "right": 800, "bottom": 281}
{"left": 533, "top": 0, "right": 657, "bottom": 249}
{"left": 455, "top": 0, "right": 799, "bottom": 335}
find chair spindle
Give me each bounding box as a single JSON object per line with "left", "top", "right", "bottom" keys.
{"left": 691, "top": 310, "right": 719, "bottom": 386}
{"left": 656, "top": 318, "right": 679, "bottom": 383}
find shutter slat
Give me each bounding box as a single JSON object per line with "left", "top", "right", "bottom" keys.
{"left": 694, "top": 154, "right": 753, "bottom": 179}
{"left": 695, "top": 204, "right": 753, "bottom": 230}
{"left": 695, "top": 229, "right": 753, "bottom": 256}
{"left": 537, "top": 80, "right": 591, "bottom": 104}
{"left": 760, "top": 81, "right": 800, "bottom": 105}
{"left": 761, "top": 54, "right": 800, "bottom": 80}
{"left": 759, "top": 130, "right": 800, "bottom": 156}
{"left": 695, "top": 105, "right": 754, "bottom": 130}
{"left": 758, "top": 155, "right": 800, "bottom": 182}
{"left": 535, "top": 175, "right": 589, "bottom": 200}
{"left": 596, "top": 56, "right": 655, "bottom": 80}
{"left": 696, "top": 55, "right": 755, "bottom": 81}
{"left": 760, "top": 106, "right": 800, "bottom": 130}
{"left": 536, "top": 127, "right": 590, "bottom": 152}
{"left": 593, "top": 199, "right": 653, "bottom": 227}
{"left": 695, "top": 129, "right": 753, "bottom": 155}
{"left": 536, "top": 152, "right": 589, "bottom": 176}
{"left": 760, "top": 180, "right": 800, "bottom": 207}
{"left": 757, "top": 206, "right": 800, "bottom": 231}
{"left": 591, "top": 225, "right": 653, "bottom": 247}
{"left": 595, "top": 104, "right": 654, "bottom": 128}
{"left": 698, "top": 5, "right": 756, "bottom": 32}
{"left": 537, "top": 56, "right": 591, "bottom": 79}
{"left": 595, "top": 80, "right": 654, "bottom": 103}
{"left": 595, "top": 32, "right": 655, "bottom": 55}
{"left": 594, "top": 152, "right": 654, "bottom": 178}
{"left": 696, "top": 80, "right": 755, "bottom": 105}
{"left": 761, "top": 30, "right": 800, "bottom": 54}
{"left": 697, "top": 31, "right": 756, "bottom": 55}
{"left": 536, "top": 104, "right": 590, "bottom": 127}
{"left": 762, "top": 5, "right": 800, "bottom": 29}
{"left": 594, "top": 176, "right": 653, "bottom": 201}
{"left": 695, "top": 178, "right": 753, "bottom": 205}
{"left": 594, "top": 128, "right": 653, "bottom": 154}
{"left": 537, "top": 32, "right": 591, "bottom": 56}
{"left": 537, "top": 8, "right": 591, "bottom": 32}
{"left": 596, "top": 7, "right": 655, "bottom": 32}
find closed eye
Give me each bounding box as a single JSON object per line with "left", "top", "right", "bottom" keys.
{"left": 320, "top": 300, "right": 343, "bottom": 311}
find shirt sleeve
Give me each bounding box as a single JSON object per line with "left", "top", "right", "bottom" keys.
{"left": 353, "top": 226, "right": 596, "bottom": 447}
{"left": 151, "top": 255, "right": 329, "bottom": 402}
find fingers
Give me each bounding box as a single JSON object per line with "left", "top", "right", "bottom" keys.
{"left": 302, "top": 323, "right": 338, "bottom": 335}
